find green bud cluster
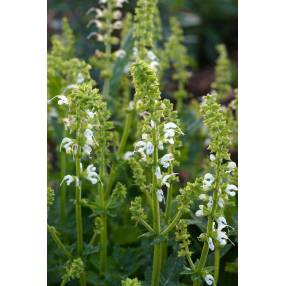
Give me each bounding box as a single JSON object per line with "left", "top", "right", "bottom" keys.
{"left": 200, "top": 92, "right": 232, "bottom": 160}
{"left": 130, "top": 197, "right": 147, "bottom": 224}
{"left": 176, "top": 183, "right": 193, "bottom": 213}
{"left": 121, "top": 277, "right": 142, "bottom": 286}
{"left": 63, "top": 258, "right": 84, "bottom": 281}
{"left": 211, "top": 44, "right": 231, "bottom": 101}
{"left": 175, "top": 220, "right": 192, "bottom": 257}
{"left": 133, "top": 0, "right": 158, "bottom": 58}
{"left": 47, "top": 187, "right": 55, "bottom": 208}
{"left": 162, "top": 17, "right": 190, "bottom": 102}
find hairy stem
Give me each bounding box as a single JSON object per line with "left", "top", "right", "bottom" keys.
{"left": 47, "top": 225, "right": 71, "bottom": 258}
{"left": 60, "top": 149, "right": 67, "bottom": 225}
{"left": 151, "top": 128, "right": 162, "bottom": 286}
{"left": 214, "top": 245, "right": 220, "bottom": 283}
{"left": 75, "top": 151, "right": 87, "bottom": 286}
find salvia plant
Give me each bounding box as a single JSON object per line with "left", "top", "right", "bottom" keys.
{"left": 48, "top": 0, "right": 238, "bottom": 285}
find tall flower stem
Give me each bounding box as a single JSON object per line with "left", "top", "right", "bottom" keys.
{"left": 60, "top": 148, "right": 67, "bottom": 225}
{"left": 151, "top": 127, "right": 162, "bottom": 286}
{"left": 75, "top": 149, "right": 87, "bottom": 286}
{"left": 161, "top": 146, "right": 174, "bottom": 265}
{"left": 214, "top": 245, "right": 220, "bottom": 283}
{"left": 196, "top": 158, "right": 222, "bottom": 275}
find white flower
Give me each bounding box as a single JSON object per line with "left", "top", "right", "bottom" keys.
{"left": 195, "top": 205, "right": 204, "bottom": 217}
{"left": 210, "top": 154, "right": 216, "bottom": 161}
{"left": 134, "top": 141, "right": 147, "bottom": 160}
{"left": 158, "top": 141, "right": 164, "bottom": 150}
{"left": 60, "top": 137, "right": 73, "bottom": 153}
{"left": 57, "top": 95, "right": 68, "bottom": 105}
{"left": 128, "top": 101, "right": 134, "bottom": 110}
{"left": 113, "top": 10, "right": 122, "bottom": 20}
{"left": 86, "top": 164, "right": 101, "bottom": 185}
{"left": 164, "top": 122, "right": 177, "bottom": 130}
{"left": 113, "top": 20, "right": 122, "bottom": 29}
{"left": 155, "top": 166, "right": 162, "bottom": 180}
{"left": 199, "top": 194, "right": 207, "bottom": 201}
{"left": 65, "top": 84, "right": 78, "bottom": 91}
{"left": 218, "top": 197, "right": 224, "bottom": 208}
{"left": 150, "top": 120, "right": 155, "bottom": 128}
{"left": 146, "top": 141, "right": 154, "bottom": 155}
{"left": 217, "top": 229, "right": 228, "bottom": 246}
{"left": 147, "top": 50, "right": 157, "bottom": 61}
{"left": 83, "top": 144, "right": 92, "bottom": 156}
{"left": 161, "top": 173, "right": 177, "bottom": 188}
{"left": 150, "top": 61, "right": 159, "bottom": 70}
{"left": 203, "top": 173, "right": 215, "bottom": 190}
{"left": 76, "top": 73, "right": 84, "bottom": 84}
{"left": 141, "top": 133, "right": 148, "bottom": 140}
{"left": 99, "top": 0, "right": 107, "bottom": 4}
{"left": 217, "top": 216, "right": 227, "bottom": 231}
{"left": 115, "top": 49, "right": 126, "bottom": 59}
{"left": 224, "top": 184, "right": 238, "bottom": 196}
{"left": 160, "top": 153, "right": 174, "bottom": 168}
{"left": 61, "top": 175, "right": 74, "bottom": 186}
{"left": 115, "top": 0, "right": 127, "bottom": 7}
{"left": 208, "top": 237, "right": 215, "bottom": 251}
{"left": 228, "top": 161, "right": 236, "bottom": 170}
{"left": 84, "top": 129, "right": 94, "bottom": 145}
{"left": 123, "top": 151, "right": 134, "bottom": 160}
{"left": 164, "top": 122, "right": 181, "bottom": 145}
{"left": 86, "top": 110, "right": 95, "bottom": 118}
{"left": 204, "top": 274, "right": 214, "bottom": 285}
{"left": 207, "top": 196, "right": 213, "bottom": 209}
{"left": 156, "top": 189, "right": 165, "bottom": 203}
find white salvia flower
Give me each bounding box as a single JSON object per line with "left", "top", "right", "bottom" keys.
{"left": 76, "top": 73, "right": 84, "bottom": 84}
{"left": 204, "top": 274, "right": 214, "bottom": 285}
{"left": 128, "top": 100, "right": 134, "bottom": 110}
{"left": 113, "top": 20, "right": 122, "bottom": 29}
{"left": 61, "top": 175, "right": 74, "bottom": 186}
{"left": 116, "top": 0, "right": 127, "bottom": 8}
{"left": 60, "top": 137, "right": 73, "bottom": 153}
{"left": 83, "top": 144, "right": 92, "bottom": 156}
{"left": 218, "top": 197, "right": 224, "bottom": 208}
{"left": 158, "top": 141, "right": 164, "bottom": 150}
{"left": 84, "top": 129, "right": 94, "bottom": 145}
{"left": 156, "top": 189, "right": 165, "bottom": 203}
{"left": 155, "top": 166, "right": 162, "bottom": 180}
{"left": 150, "top": 120, "right": 155, "bottom": 128}
{"left": 115, "top": 49, "right": 126, "bottom": 59}
{"left": 147, "top": 50, "right": 157, "bottom": 61}
{"left": 164, "top": 122, "right": 177, "bottom": 130}
{"left": 224, "top": 184, "right": 238, "bottom": 197}
{"left": 99, "top": 0, "right": 107, "bottom": 4}
{"left": 134, "top": 141, "right": 147, "bottom": 160}
{"left": 57, "top": 95, "right": 68, "bottom": 105}
{"left": 210, "top": 154, "right": 216, "bottom": 161}
{"left": 203, "top": 173, "right": 215, "bottom": 190}
{"left": 217, "top": 216, "right": 227, "bottom": 231}
{"left": 207, "top": 196, "right": 213, "bottom": 209}
{"left": 113, "top": 10, "right": 122, "bottom": 20}
{"left": 161, "top": 173, "right": 177, "bottom": 188}
{"left": 123, "top": 151, "right": 134, "bottom": 160}
{"left": 217, "top": 229, "right": 228, "bottom": 246}
{"left": 65, "top": 84, "right": 78, "bottom": 91}
{"left": 228, "top": 161, "right": 236, "bottom": 170}
{"left": 150, "top": 61, "right": 159, "bottom": 70}
{"left": 86, "top": 164, "right": 101, "bottom": 185}
{"left": 95, "top": 8, "right": 104, "bottom": 18}
{"left": 208, "top": 237, "right": 215, "bottom": 251}
{"left": 199, "top": 194, "right": 207, "bottom": 201}
{"left": 86, "top": 110, "right": 95, "bottom": 118}
{"left": 195, "top": 205, "right": 204, "bottom": 217}
{"left": 160, "top": 153, "right": 174, "bottom": 168}
{"left": 146, "top": 141, "right": 154, "bottom": 155}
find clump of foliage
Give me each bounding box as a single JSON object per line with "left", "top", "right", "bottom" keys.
{"left": 47, "top": 1, "right": 238, "bottom": 286}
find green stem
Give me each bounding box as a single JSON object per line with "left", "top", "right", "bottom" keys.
{"left": 60, "top": 277, "right": 68, "bottom": 286}
{"left": 60, "top": 149, "right": 67, "bottom": 225}
{"left": 140, "top": 219, "right": 155, "bottom": 234}
{"left": 196, "top": 159, "right": 222, "bottom": 274}
{"left": 214, "top": 245, "right": 220, "bottom": 283}
{"left": 75, "top": 143, "right": 86, "bottom": 286}
{"left": 47, "top": 225, "right": 71, "bottom": 258}
{"left": 151, "top": 127, "right": 162, "bottom": 286}
{"left": 160, "top": 210, "right": 182, "bottom": 236}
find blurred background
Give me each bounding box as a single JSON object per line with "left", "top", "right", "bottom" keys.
{"left": 48, "top": 0, "right": 237, "bottom": 98}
